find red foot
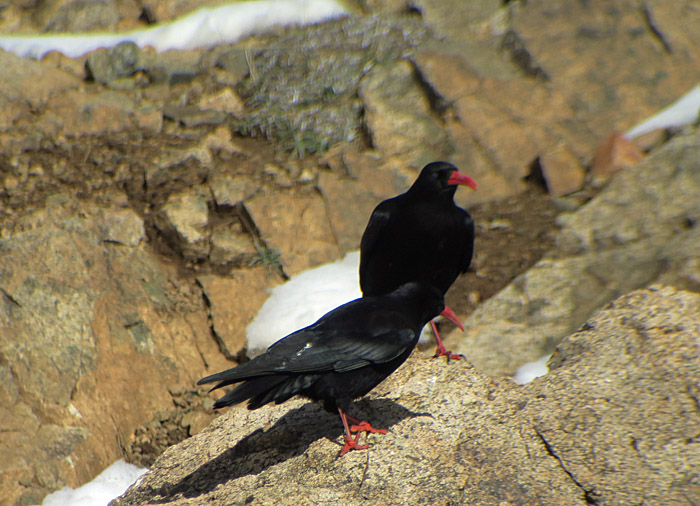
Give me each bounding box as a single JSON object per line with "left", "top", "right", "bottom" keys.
{"left": 433, "top": 344, "right": 465, "bottom": 361}
{"left": 350, "top": 421, "right": 388, "bottom": 434}
{"left": 430, "top": 319, "right": 465, "bottom": 362}
{"left": 337, "top": 408, "right": 386, "bottom": 456}
{"left": 340, "top": 432, "right": 369, "bottom": 456}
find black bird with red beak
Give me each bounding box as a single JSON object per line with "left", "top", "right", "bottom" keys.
{"left": 359, "top": 161, "right": 477, "bottom": 360}
{"left": 198, "top": 282, "right": 460, "bottom": 456}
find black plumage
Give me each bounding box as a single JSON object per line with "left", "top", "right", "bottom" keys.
{"left": 359, "top": 161, "right": 476, "bottom": 359}
{"left": 198, "top": 282, "right": 454, "bottom": 455}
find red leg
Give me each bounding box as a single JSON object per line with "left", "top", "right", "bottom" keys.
{"left": 431, "top": 318, "right": 465, "bottom": 362}
{"left": 345, "top": 413, "right": 388, "bottom": 435}
{"left": 337, "top": 408, "right": 386, "bottom": 456}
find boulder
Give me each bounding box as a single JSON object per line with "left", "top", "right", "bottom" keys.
{"left": 112, "top": 286, "right": 700, "bottom": 506}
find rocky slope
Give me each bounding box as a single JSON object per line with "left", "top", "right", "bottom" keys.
{"left": 1, "top": 0, "right": 699, "bottom": 504}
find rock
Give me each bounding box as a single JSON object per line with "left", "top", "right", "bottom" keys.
{"left": 537, "top": 142, "right": 586, "bottom": 196}
{"left": 162, "top": 105, "right": 228, "bottom": 128}
{"left": 590, "top": 132, "right": 645, "bottom": 187}
{"left": 525, "top": 286, "right": 700, "bottom": 505}
{"left": 48, "top": 88, "right": 138, "bottom": 136}
{"left": 34, "top": 0, "right": 137, "bottom": 32}
{"left": 140, "top": 49, "right": 204, "bottom": 85}
{"left": 410, "top": 0, "right": 501, "bottom": 43}
{"left": 0, "top": 94, "right": 25, "bottom": 132}
{"left": 0, "top": 50, "right": 81, "bottom": 108}
{"left": 0, "top": 198, "right": 226, "bottom": 505}
{"left": 134, "top": 104, "right": 164, "bottom": 135}
{"left": 246, "top": 190, "right": 340, "bottom": 276}
{"left": 509, "top": 0, "right": 700, "bottom": 136}
{"left": 99, "top": 206, "right": 145, "bottom": 246}
{"left": 209, "top": 173, "right": 257, "bottom": 207}
{"left": 452, "top": 128, "right": 700, "bottom": 375}
{"left": 214, "top": 48, "right": 249, "bottom": 81}
{"left": 209, "top": 224, "right": 256, "bottom": 266}
{"left": 239, "top": 16, "right": 428, "bottom": 156}
{"left": 157, "top": 189, "right": 210, "bottom": 261}
{"left": 359, "top": 59, "right": 448, "bottom": 166}
{"left": 411, "top": 47, "right": 591, "bottom": 203}
{"left": 145, "top": 149, "right": 209, "bottom": 189}
{"left": 316, "top": 148, "right": 404, "bottom": 252}
{"left": 196, "top": 270, "right": 278, "bottom": 360}
{"left": 198, "top": 88, "right": 245, "bottom": 117}
{"left": 200, "top": 126, "right": 246, "bottom": 158}
{"left": 85, "top": 42, "right": 142, "bottom": 85}
{"left": 112, "top": 287, "right": 700, "bottom": 506}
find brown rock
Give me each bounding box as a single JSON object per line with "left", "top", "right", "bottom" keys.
{"left": 112, "top": 287, "right": 700, "bottom": 506}
{"left": 162, "top": 105, "right": 228, "bottom": 128}
{"left": 591, "top": 132, "right": 645, "bottom": 187}
{"left": 525, "top": 286, "right": 700, "bottom": 505}
{"left": 509, "top": 0, "right": 700, "bottom": 136}
{"left": 157, "top": 189, "right": 210, "bottom": 261}
{"left": 538, "top": 142, "right": 586, "bottom": 196}
{"left": 209, "top": 224, "right": 256, "bottom": 266}
{"left": 209, "top": 173, "right": 257, "bottom": 206}
{"left": 49, "top": 88, "right": 138, "bottom": 137}
{"left": 317, "top": 148, "right": 403, "bottom": 252}
{"left": 246, "top": 190, "right": 340, "bottom": 276}
{"left": 197, "top": 269, "right": 275, "bottom": 360}
{"left": 359, "top": 59, "right": 448, "bottom": 167}
{"left": 0, "top": 198, "right": 225, "bottom": 505}
{"left": 0, "top": 49, "right": 81, "bottom": 108}
{"left": 198, "top": 88, "right": 245, "bottom": 117}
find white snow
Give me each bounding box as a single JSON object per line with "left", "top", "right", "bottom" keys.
{"left": 245, "top": 250, "right": 450, "bottom": 356}
{"left": 246, "top": 250, "right": 363, "bottom": 355}
{"left": 0, "top": 0, "right": 348, "bottom": 59}
{"left": 512, "top": 354, "right": 550, "bottom": 385}
{"left": 35, "top": 460, "right": 147, "bottom": 506}
{"left": 625, "top": 84, "right": 700, "bottom": 139}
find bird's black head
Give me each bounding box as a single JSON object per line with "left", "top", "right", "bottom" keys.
{"left": 410, "top": 161, "right": 477, "bottom": 198}
{"left": 391, "top": 282, "right": 446, "bottom": 328}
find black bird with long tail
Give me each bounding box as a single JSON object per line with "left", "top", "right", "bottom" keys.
{"left": 198, "top": 282, "right": 460, "bottom": 456}
{"left": 359, "top": 161, "right": 476, "bottom": 360}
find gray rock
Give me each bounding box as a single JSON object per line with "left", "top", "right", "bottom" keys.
{"left": 112, "top": 287, "right": 700, "bottom": 506}
{"left": 85, "top": 42, "right": 142, "bottom": 85}
{"left": 238, "top": 16, "right": 429, "bottom": 156}
{"left": 524, "top": 286, "right": 700, "bottom": 505}
{"left": 453, "top": 129, "right": 700, "bottom": 375}
{"left": 215, "top": 48, "right": 249, "bottom": 81}
{"left": 162, "top": 105, "right": 228, "bottom": 128}
{"left": 140, "top": 49, "right": 204, "bottom": 85}
{"left": 99, "top": 206, "right": 145, "bottom": 246}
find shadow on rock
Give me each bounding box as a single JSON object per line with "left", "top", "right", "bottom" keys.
{"left": 142, "top": 398, "right": 428, "bottom": 503}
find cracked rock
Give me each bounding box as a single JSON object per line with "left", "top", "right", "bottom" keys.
{"left": 113, "top": 286, "right": 700, "bottom": 506}
{"left": 157, "top": 189, "right": 210, "bottom": 260}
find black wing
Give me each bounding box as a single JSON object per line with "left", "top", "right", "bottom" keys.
{"left": 198, "top": 304, "right": 417, "bottom": 388}
{"left": 265, "top": 325, "right": 416, "bottom": 374}
{"left": 457, "top": 210, "right": 475, "bottom": 274}
{"left": 359, "top": 198, "right": 397, "bottom": 293}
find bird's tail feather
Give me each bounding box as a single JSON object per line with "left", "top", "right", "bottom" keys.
{"left": 212, "top": 373, "right": 321, "bottom": 410}
{"left": 197, "top": 359, "right": 276, "bottom": 389}
{"left": 212, "top": 376, "right": 287, "bottom": 409}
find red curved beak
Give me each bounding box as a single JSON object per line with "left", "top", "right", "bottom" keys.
{"left": 447, "top": 171, "right": 477, "bottom": 191}
{"left": 440, "top": 306, "right": 464, "bottom": 331}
